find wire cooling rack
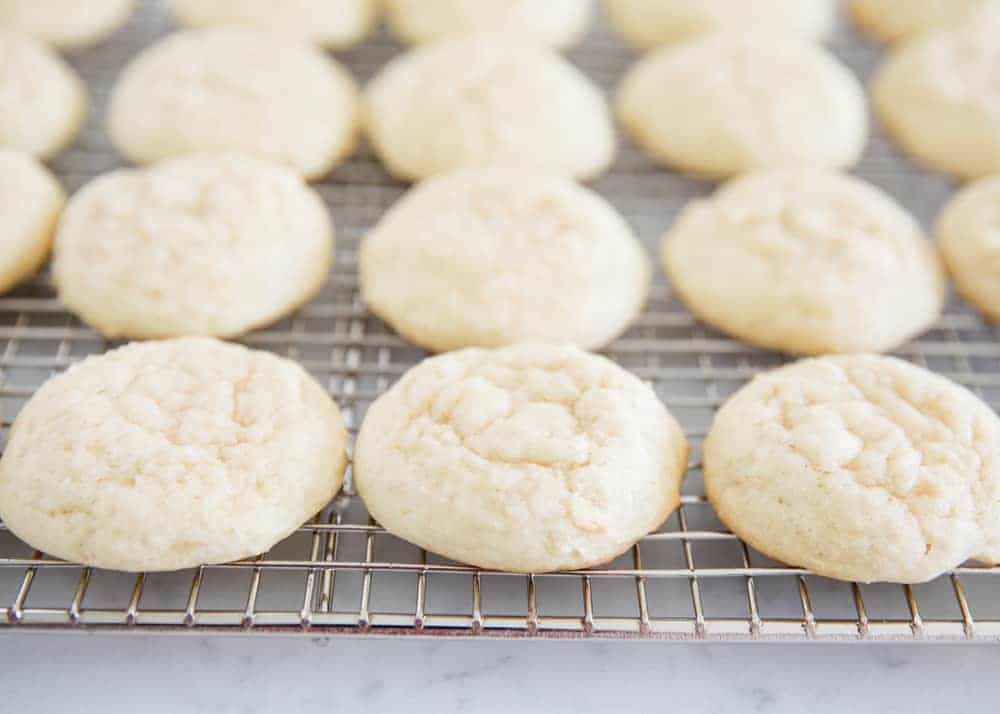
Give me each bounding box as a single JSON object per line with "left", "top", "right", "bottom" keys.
{"left": 2, "top": 1, "right": 999, "bottom": 642}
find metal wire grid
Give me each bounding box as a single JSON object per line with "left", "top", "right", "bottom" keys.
{"left": 1, "top": 1, "right": 999, "bottom": 642}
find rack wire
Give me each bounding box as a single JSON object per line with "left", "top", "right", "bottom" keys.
{"left": 2, "top": 1, "right": 999, "bottom": 642}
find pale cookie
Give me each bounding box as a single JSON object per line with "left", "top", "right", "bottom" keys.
{"left": 705, "top": 355, "right": 1000, "bottom": 584}
{"left": 603, "top": 0, "right": 835, "bottom": 50}
{"left": 165, "top": 0, "right": 377, "bottom": 50}
{"left": 0, "top": 30, "right": 87, "bottom": 159}
{"left": 662, "top": 171, "right": 945, "bottom": 355}
{"left": 360, "top": 169, "right": 650, "bottom": 352}
{"left": 53, "top": 155, "right": 333, "bottom": 339}
{"left": 617, "top": 34, "right": 867, "bottom": 178}
{"left": 0, "top": 0, "right": 134, "bottom": 50}
{"left": 872, "top": 16, "right": 1000, "bottom": 180}
{"left": 935, "top": 176, "right": 1000, "bottom": 322}
{"left": 107, "top": 29, "right": 360, "bottom": 180}
{"left": 384, "top": 0, "right": 592, "bottom": 50}
{"left": 365, "top": 36, "right": 615, "bottom": 182}
{"left": 850, "top": 0, "right": 997, "bottom": 45}
{"left": 0, "top": 150, "right": 64, "bottom": 294}
{"left": 0, "top": 338, "right": 348, "bottom": 572}
{"left": 354, "top": 343, "right": 688, "bottom": 573}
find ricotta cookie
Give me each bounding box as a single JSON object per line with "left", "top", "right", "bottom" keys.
{"left": 935, "top": 176, "right": 1000, "bottom": 322}
{"left": 165, "top": 0, "right": 377, "bottom": 50}
{"left": 704, "top": 355, "right": 1000, "bottom": 584}
{"left": 365, "top": 36, "right": 615, "bottom": 182}
{"left": 383, "top": 0, "right": 593, "bottom": 50}
{"left": 617, "top": 34, "right": 867, "bottom": 178}
{"left": 603, "top": 0, "right": 835, "bottom": 50}
{"left": 0, "top": 30, "right": 87, "bottom": 159}
{"left": 0, "top": 338, "right": 348, "bottom": 572}
{"left": 850, "top": 0, "right": 997, "bottom": 44}
{"left": 354, "top": 343, "right": 688, "bottom": 573}
{"left": 360, "top": 169, "right": 650, "bottom": 352}
{"left": 53, "top": 155, "right": 333, "bottom": 339}
{"left": 0, "top": 0, "right": 134, "bottom": 50}
{"left": 871, "top": 17, "right": 1000, "bottom": 180}
{"left": 107, "top": 29, "right": 360, "bottom": 180}
{"left": 662, "top": 171, "right": 945, "bottom": 355}
{"left": 0, "top": 149, "right": 65, "bottom": 294}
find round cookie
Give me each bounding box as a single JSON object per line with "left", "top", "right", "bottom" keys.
{"left": 603, "top": 0, "right": 835, "bottom": 50}
{"left": 53, "top": 154, "right": 333, "bottom": 339}
{"left": 0, "top": 30, "right": 87, "bottom": 159}
{"left": 165, "top": 0, "right": 377, "bottom": 50}
{"left": 935, "top": 176, "right": 1000, "bottom": 322}
{"left": 662, "top": 171, "right": 945, "bottom": 355}
{"left": 0, "top": 149, "right": 65, "bottom": 294}
{"left": 704, "top": 355, "right": 1000, "bottom": 584}
{"left": 384, "top": 0, "right": 593, "bottom": 50}
{"left": 850, "top": 0, "right": 997, "bottom": 45}
{"left": 107, "top": 28, "right": 360, "bottom": 180}
{"left": 0, "top": 338, "right": 348, "bottom": 572}
{"left": 360, "top": 169, "right": 650, "bottom": 352}
{"left": 354, "top": 343, "right": 688, "bottom": 573}
{"left": 871, "top": 17, "right": 1000, "bottom": 180}
{"left": 364, "top": 36, "right": 615, "bottom": 182}
{"left": 616, "top": 34, "right": 867, "bottom": 178}
{"left": 0, "top": 0, "right": 134, "bottom": 50}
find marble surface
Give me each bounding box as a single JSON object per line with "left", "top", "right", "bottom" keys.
{"left": 2, "top": 634, "right": 998, "bottom": 713}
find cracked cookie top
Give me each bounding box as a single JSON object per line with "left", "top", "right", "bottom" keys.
{"left": 662, "top": 170, "right": 945, "bottom": 355}
{"left": 354, "top": 343, "right": 688, "bottom": 572}
{"left": 0, "top": 338, "right": 348, "bottom": 572}
{"left": 53, "top": 154, "right": 333, "bottom": 340}
{"left": 360, "top": 168, "right": 650, "bottom": 352}
{"left": 704, "top": 354, "right": 1000, "bottom": 583}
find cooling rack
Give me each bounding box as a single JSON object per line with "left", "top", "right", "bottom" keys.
{"left": 2, "top": 0, "right": 999, "bottom": 642}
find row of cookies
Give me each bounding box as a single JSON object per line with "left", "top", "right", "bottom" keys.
{"left": 3, "top": 333, "right": 997, "bottom": 585}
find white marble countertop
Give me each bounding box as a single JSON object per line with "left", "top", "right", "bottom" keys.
{"left": 3, "top": 634, "right": 997, "bottom": 713}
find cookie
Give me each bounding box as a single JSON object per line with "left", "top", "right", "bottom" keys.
{"left": 935, "top": 176, "right": 1000, "bottom": 322}
{"left": 165, "top": 0, "right": 377, "bottom": 50}
{"left": 705, "top": 355, "right": 1000, "bottom": 584}
{"left": 0, "top": 30, "right": 87, "bottom": 159}
{"left": 384, "top": 0, "right": 592, "bottom": 50}
{"left": 0, "top": 0, "right": 134, "bottom": 50}
{"left": 871, "top": 16, "right": 1000, "bottom": 180}
{"left": 850, "top": 0, "right": 997, "bottom": 44}
{"left": 107, "top": 29, "right": 360, "bottom": 180}
{"left": 53, "top": 155, "right": 333, "bottom": 339}
{"left": 603, "top": 0, "right": 835, "bottom": 50}
{"left": 0, "top": 338, "right": 348, "bottom": 572}
{"left": 360, "top": 169, "right": 649, "bottom": 352}
{"left": 0, "top": 149, "right": 64, "bottom": 294}
{"left": 617, "top": 34, "right": 867, "bottom": 178}
{"left": 662, "top": 171, "right": 945, "bottom": 355}
{"left": 354, "top": 343, "right": 688, "bottom": 573}
{"left": 365, "top": 36, "right": 615, "bottom": 182}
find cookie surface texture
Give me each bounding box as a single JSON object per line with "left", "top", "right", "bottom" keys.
{"left": 704, "top": 355, "right": 1000, "bottom": 583}
{"left": 662, "top": 170, "right": 945, "bottom": 355}
{"left": 617, "top": 33, "right": 867, "bottom": 178}
{"left": 0, "top": 30, "right": 87, "bottom": 159}
{"left": 0, "top": 149, "right": 65, "bottom": 294}
{"left": 354, "top": 343, "right": 688, "bottom": 572}
{"left": 365, "top": 36, "right": 615, "bottom": 181}
{"left": 53, "top": 154, "right": 333, "bottom": 339}
{"left": 360, "top": 169, "right": 650, "bottom": 352}
{"left": 107, "top": 28, "right": 360, "bottom": 180}
{"left": 0, "top": 338, "right": 348, "bottom": 572}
